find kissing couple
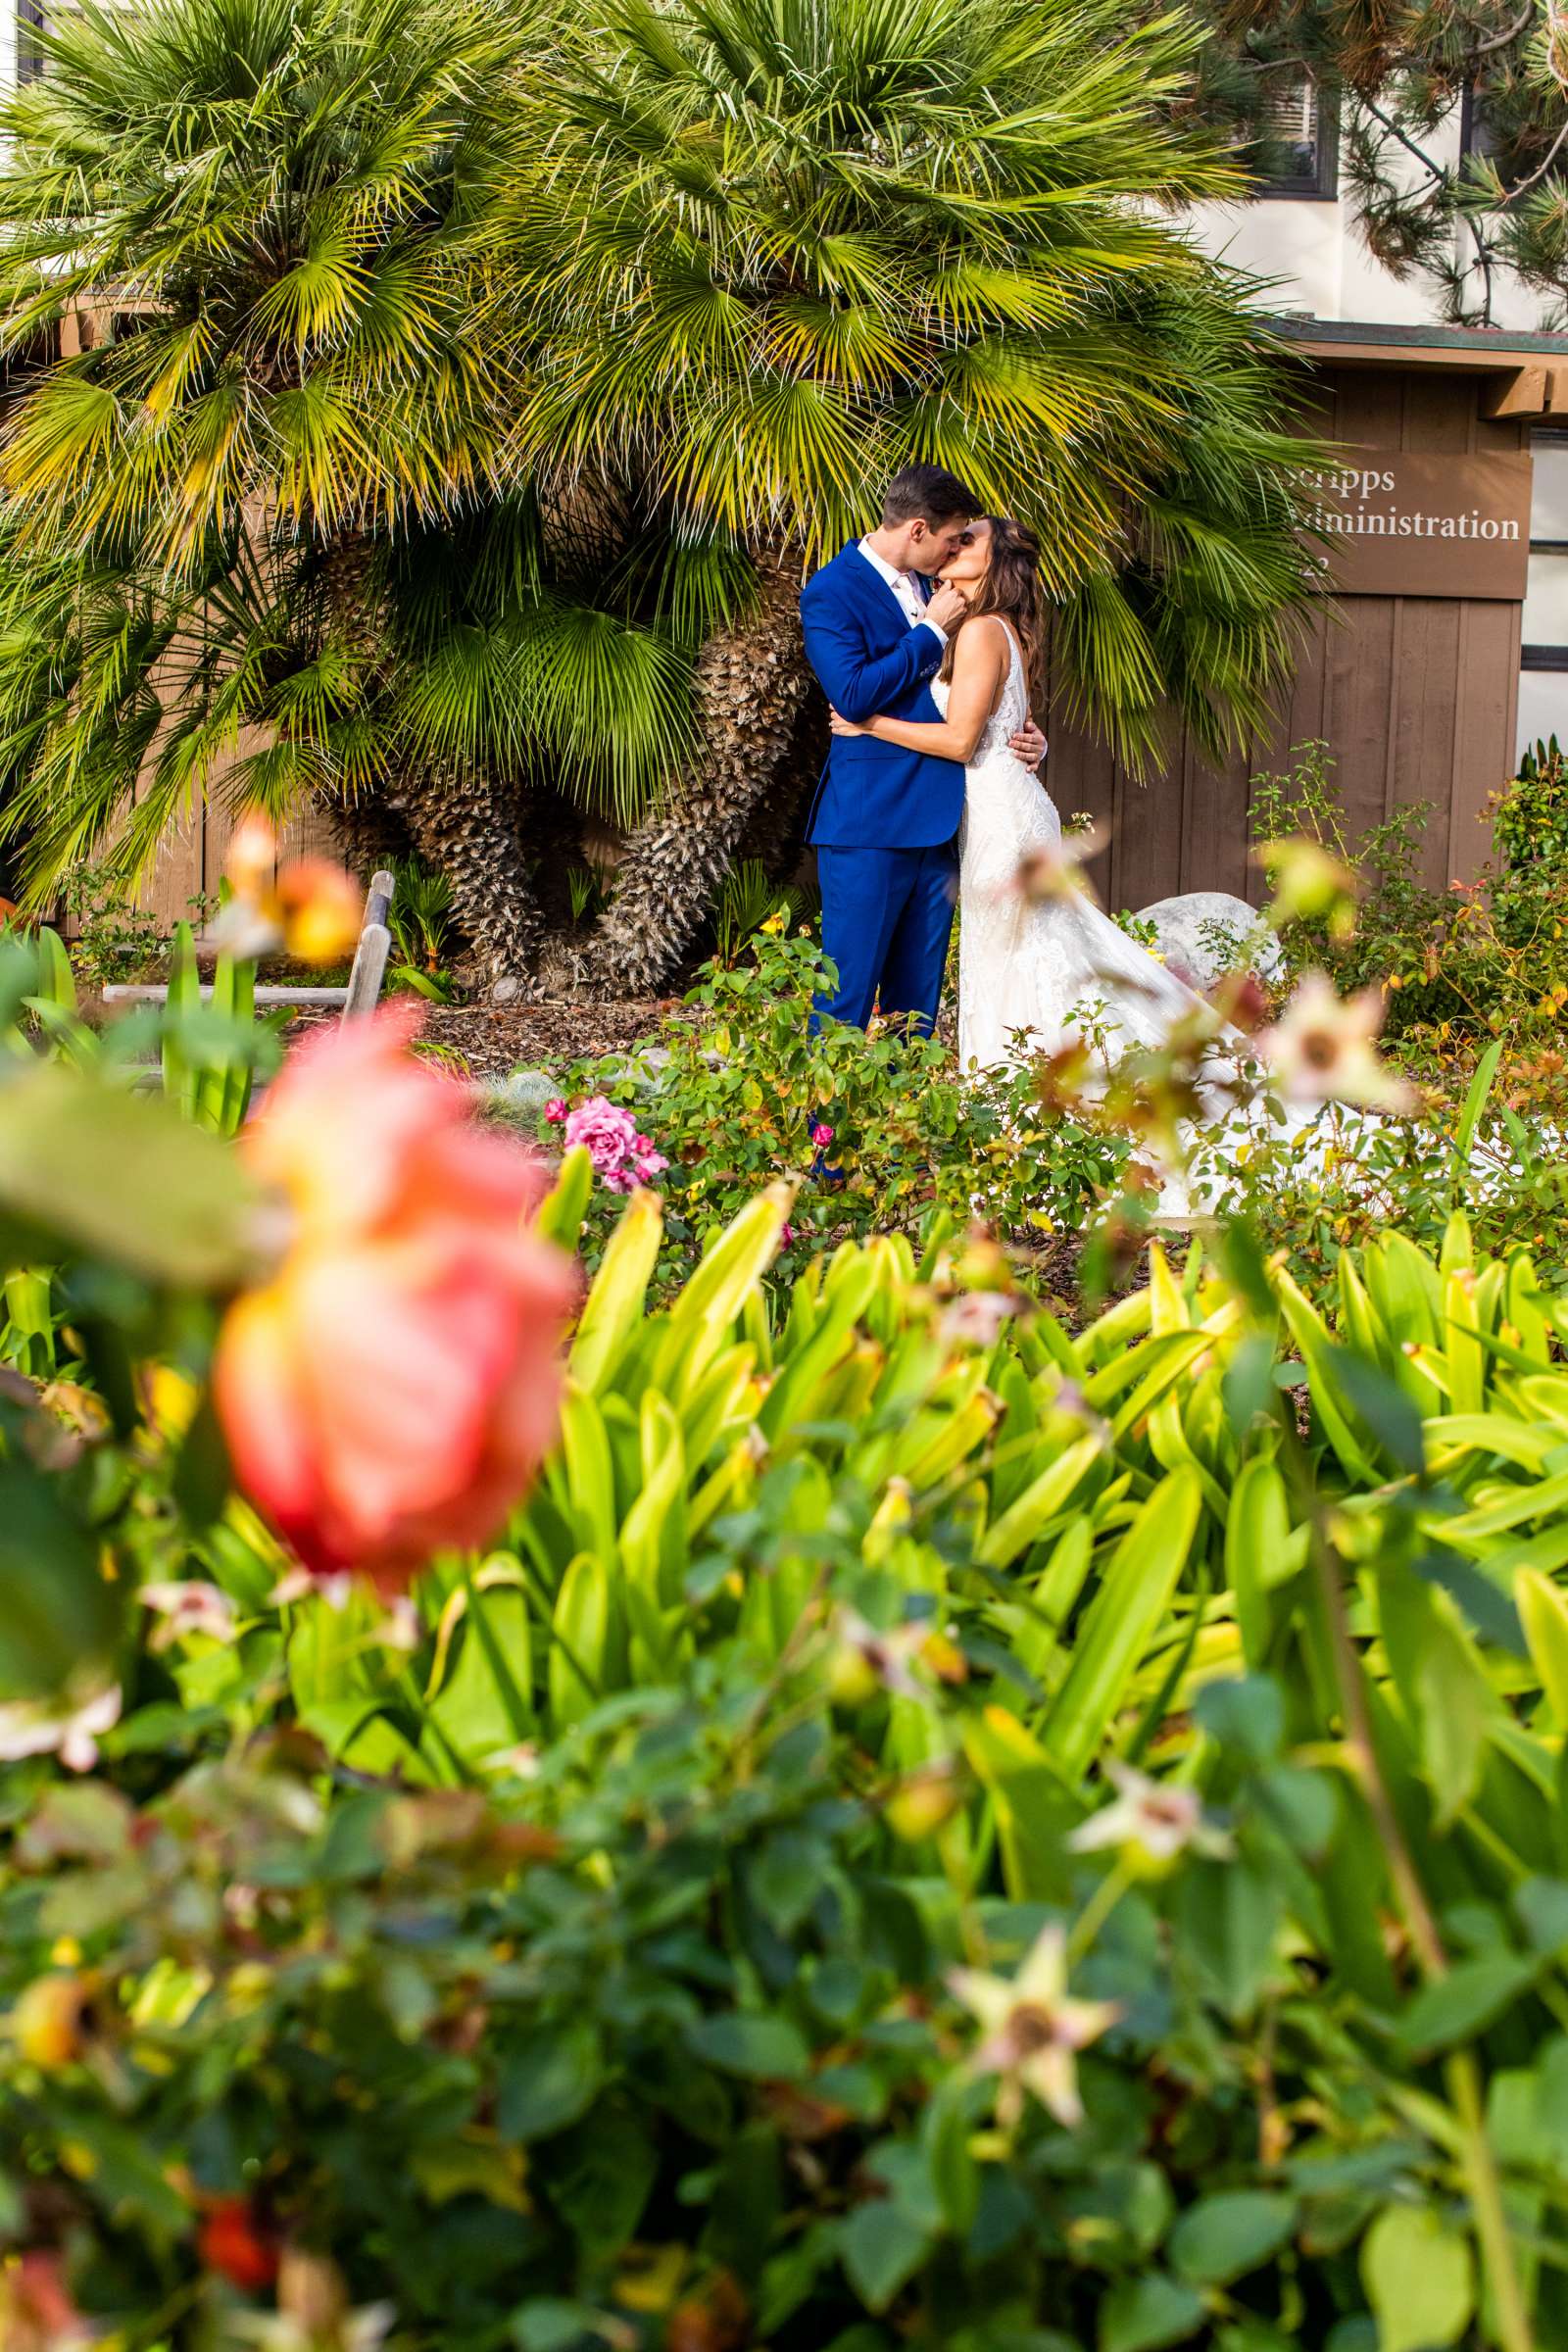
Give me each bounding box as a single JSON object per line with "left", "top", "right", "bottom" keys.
{"left": 800, "top": 462, "right": 1215, "bottom": 1073}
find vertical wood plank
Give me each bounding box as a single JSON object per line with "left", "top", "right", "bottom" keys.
{"left": 1399, "top": 372, "right": 1473, "bottom": 456}
{"left": 1179, "top": 736, "right": 1253, "bottom": 899}
{"left": 1389, "top": 599, "right": 1463, "bottom": 887}
{"left": 1323, "top": 595, "right": 1398, "bottom": 851}
{"left": 1112, "top": 732, "right": 1182, "bottom": 911}
{"left": 1451, "top": 597, "right": 1523, "bottom": 879}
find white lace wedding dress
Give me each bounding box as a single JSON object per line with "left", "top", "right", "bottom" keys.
{"left": 944, "top": 634, "right": 1396, "bottom": 1218}
{"left": 948, "top": 635, "right": 1214, "bottom": 1073}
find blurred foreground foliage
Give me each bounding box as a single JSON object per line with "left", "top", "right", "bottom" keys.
{"left": 2, "top": 889, "right": 1568, "bottom": 2347}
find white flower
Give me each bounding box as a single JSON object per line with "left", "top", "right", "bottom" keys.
{"left": 1257, "top": 973, "right": 1415, "bottom": 1111}
{"left": 827, "top": 1607, "right": 928, "bottom": 1703}
{"left": 0, "top": 1684, "right": 121, "bottom": 1774}
{"left": 228, "top": 2301, "right": 395, "bottom": 2352}
{"left": 229, "top": 2250, "right": 394, "bottom": 2352}
{"left": 939, "top": 1293, "right": 1018, "bottom": 1348}
{"left": 373, "top": 1597, "right": 420, "bottom": 1652}
{"left": 1069, "top": 1761, "right": 1233, "bottom": 1868}
{"left": 270, "top": 1567, "right": 355, "bottom": 1611}
{"left": 139, "top": 1581, "right": 238, "bottom": 1649}
{"left": 950, "top": 1924, "right": 1120, "bottom": 2130}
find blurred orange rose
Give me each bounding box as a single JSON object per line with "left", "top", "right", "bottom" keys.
{"left": 215, "top": 1010, "right": 574, "bottom": 1592}
{"left": 217, "top": 812, "right": 363, "bottom": 965}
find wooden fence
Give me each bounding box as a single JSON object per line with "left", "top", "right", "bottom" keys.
{"left": 75, "top": 358, "right": 1526, "bottom": 937}
{"left": 1038, "top": 360, "right": 1527, "bottom": 913}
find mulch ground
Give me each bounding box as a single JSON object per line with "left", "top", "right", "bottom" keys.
{"left": 286, "top": 987, "right": 959, "bottom": 1080}
{"left": 286, "top": 995, "right": 684, "bottom": 1082}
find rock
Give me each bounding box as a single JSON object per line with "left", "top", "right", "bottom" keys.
{"left": 585, "top": 1045, "right": 678, "bottom": 1096}
{"left": 490, "top": 975, "right": 521, "bottom": 1004}
{"left": 1134, "top": 891, "right": 1283, "bottom": 995}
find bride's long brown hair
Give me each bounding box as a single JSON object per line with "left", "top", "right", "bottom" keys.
{"left": 939, "top": 515, "right": 1043, "bottom": 685}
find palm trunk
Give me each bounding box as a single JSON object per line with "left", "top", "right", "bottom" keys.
{"left": 731, "top": 687, "right": 829, "bottom": 881}
{"left": 569, "top": 560, "right": 814, "bottom": 996}
{"left": 389, "top": 766, "right": 546, "bottom": 995}
{"left": 328, "top": 796, "right": 414, "bottom": 882}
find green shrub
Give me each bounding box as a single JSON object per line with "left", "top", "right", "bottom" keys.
{"left": 1254, "top": 736, "right": 1568, "bottom": 1070}
{"left": 4, "top": 1063, "right": 1568, "bottom": 2342}
{"left": 549, "top": 922, "right": 1130, "bottom": 1290}
{"left": 7, "top": 870, "right": 1568, "bottom": 2349}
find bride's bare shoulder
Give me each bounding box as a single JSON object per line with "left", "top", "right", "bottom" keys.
{"left": 955, "top": 612, "right": 1012, "bottom": 670}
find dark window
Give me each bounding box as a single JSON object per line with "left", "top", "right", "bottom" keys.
{"left": 16, "top": 0, "right": 44, "bottom": 83}
{"left": 1523, "top": 430, "right": 1568, "bottom": 673}
{"left": 1459, "top": 84, "right": 1529, "bottom": 195}
{"left": 1251, "top": 75, "right": 1340, "bottom": 202}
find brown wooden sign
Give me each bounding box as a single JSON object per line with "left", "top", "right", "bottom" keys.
{"left": 1304, "top": 449, "right": 1533, "bottom": 600}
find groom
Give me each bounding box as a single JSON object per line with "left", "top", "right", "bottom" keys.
{"left": 801, "top": 463, "right": 1045, "bottom": 1039}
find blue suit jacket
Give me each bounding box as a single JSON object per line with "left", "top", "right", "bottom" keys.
{"left": 801, "top": 543, "right": 965, "bottom": 850}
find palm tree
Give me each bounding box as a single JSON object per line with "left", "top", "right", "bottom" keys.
{"left": 502, "top": 0, "right": 1326, "bottom": 992}
{"left": 0, "top": 0, "right": 699, "bottom": 984}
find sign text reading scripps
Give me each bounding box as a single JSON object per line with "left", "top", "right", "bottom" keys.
{"left": 1309, "top": 448, "right": 1532, "bottom": 600}
{"left": 1308, "top": 464, "right": 1522, "bottom": 542}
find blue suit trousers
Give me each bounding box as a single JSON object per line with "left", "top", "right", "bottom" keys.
{"left": 813, "top": 843, "right": 958, "bottom": 1039}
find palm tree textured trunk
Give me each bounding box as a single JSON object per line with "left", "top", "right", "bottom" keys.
{"left": 390, "top": 764, "right": 547, "bottom": 995}
{"left": 565, "top": 561, "right": 813, "bottom": 996}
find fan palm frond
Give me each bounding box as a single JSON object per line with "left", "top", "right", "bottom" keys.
{"left": 503, "top": 0, "right": 1323, "bottom": 765}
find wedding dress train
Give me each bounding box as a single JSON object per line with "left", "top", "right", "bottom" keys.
{"left": 948, "top": 638, "right": 1218, "bottom": 1074}
{"left": 946, "top": 638, "right": 1393, "bottom": 1219}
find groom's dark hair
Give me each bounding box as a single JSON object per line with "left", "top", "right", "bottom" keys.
{"left": 880, "top": 463, "right": 980, "bottom": 529}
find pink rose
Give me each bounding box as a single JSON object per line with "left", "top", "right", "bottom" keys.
{"left": 564, "top": 1096, "right": 641, "bottom": 1182}
{"left": 810, "top": 1123, "right": 835, "bottom": 1148}
{"left": 215, "top": 1010, "right": 575, "bottom": 1593}
{"left": 544, "top": 1098, "right": 567, "bottom": 1125}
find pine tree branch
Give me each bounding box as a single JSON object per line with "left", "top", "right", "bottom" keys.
{"left": 1354, "top": 90, "right": 1450, "bottom": 194}
{"left": 1494, "top": 108, "right": 1568, "bottom": 200}
{"left": 1547, "top": 0, "right": 1568, "bottom": 94}
{"left": 1473, "top": 0, "right": 1535, "bottom": 58}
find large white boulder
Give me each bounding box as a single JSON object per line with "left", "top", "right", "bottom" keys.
{"left": 1134, "top": 891, "right": 1284, "bottom": 995}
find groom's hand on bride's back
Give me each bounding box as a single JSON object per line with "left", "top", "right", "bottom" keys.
{"left": 1010, "top": 715, "right": 1048, "bottom": 769}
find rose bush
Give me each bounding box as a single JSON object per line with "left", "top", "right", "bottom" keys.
{"left": 537, "top": 919, "right": 1129, "bottom": 1299}
{"left": 562, "top": 1095, "right": 668, "bottom": 1193}
{"left": 216, "top": 1010, "right": 575, "bottom": 1591}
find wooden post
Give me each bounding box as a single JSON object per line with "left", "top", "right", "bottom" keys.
{"left": 342, "top": 924, "right": 391, "bottom": 1020}
{"left": 363, "top": 868, "right": 395, "bottom": 933}
{"left": 342, "top": 871, "right": 396, "bottom": 1022}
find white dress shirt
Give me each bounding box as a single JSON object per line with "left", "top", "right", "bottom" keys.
{"left": 857, "top": 537, "right": 947, "bottom": 646}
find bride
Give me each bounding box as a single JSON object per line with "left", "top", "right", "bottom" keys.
{"left": 828, "top": 515, "right": 1217, "bottom": 1074}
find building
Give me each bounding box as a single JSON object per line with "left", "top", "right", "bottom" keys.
{"left": 1042, "top": 77, "right": 1568, "bottom": 909}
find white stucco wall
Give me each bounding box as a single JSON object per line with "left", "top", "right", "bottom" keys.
{"left": 1187, "top": 102, "right": 1557, "bottom": 334}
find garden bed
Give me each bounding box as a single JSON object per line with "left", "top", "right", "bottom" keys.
{"left": 285, "top": 989, "right": 962, "bottom": 1084}
{"left": 284, "top": 993, "right": 689, "bottom": 1081}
